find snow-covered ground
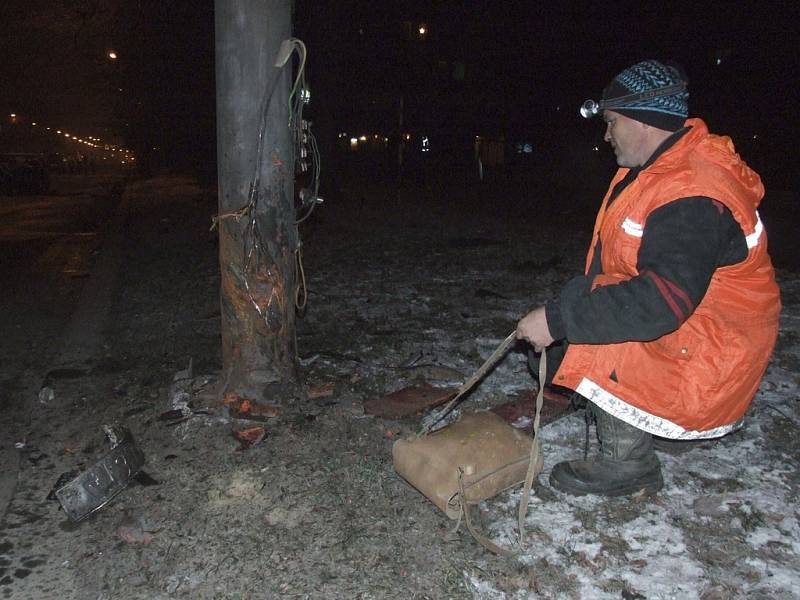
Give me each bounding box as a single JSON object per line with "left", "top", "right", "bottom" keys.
{"left": 302, "top": 171, "right": 800, "bottom": 599}
{"left": 1, "top": 173, "right": 796, "bottom": 599}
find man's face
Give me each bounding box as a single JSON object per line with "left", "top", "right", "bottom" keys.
{"left": 603, "top": 110, "right": 649, "bottom": 167}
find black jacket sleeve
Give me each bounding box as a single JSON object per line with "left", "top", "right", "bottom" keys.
{"left": 547, "top": 197, "right": 747, "bottom": 343}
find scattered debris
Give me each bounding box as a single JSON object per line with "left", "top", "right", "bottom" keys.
{"left": 53, "top": 426, "right": 146, "bottom": 521}
{"left": 38, "top": 386, "right": 54, "bottom": 404}
{"left": 158, "top": 408, "right": 190, "bottom": 422}
{"left": 298, "top": 353, "right": 320, "bottom": 367}
{"left": 157, "top": 407, "right": 211, "bottom": 425}
{"left": 132, "top": 471, "right": 161, "bottom": 486}
{"left": 47, "top": 470, "right": 81, "bottom": 501}
{"left": 167, "top": 358, "right": 194, "bottom": 417}
{"left": 232, "top": 426, "right": 266, "bottom": 450}
{"left": 155, "top": 361, "right": 220, "bottom": 425}
{"left": 103, "top": 424, "right": 123, "bottom": 446}
{"left": 116, "top": 512, "right": 154, "bottom": 545}
{"left": 307, "top": 381, "right": 335, "bottom": 399}
{"left": 224, "top": 392, "right": 280, "bottom": 421}
{"left": 363, "top": 384, "right": 457, "bottom": 418}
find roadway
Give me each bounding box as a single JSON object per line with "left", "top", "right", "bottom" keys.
{"left": 0, "top": 173, "right": 126, "bottom": 524}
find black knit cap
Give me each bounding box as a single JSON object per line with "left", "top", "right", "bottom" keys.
{"left": 603, "top": 60, "right": 689, "bottom": 131}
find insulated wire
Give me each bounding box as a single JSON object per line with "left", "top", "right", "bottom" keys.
{"left": 288, "top": 39, "right": 307, "bottom": 113}
{"left": 240, "top": 66, "right": 283, "bottom": 320}
{"left": 239, "top": 37, "right": 319, "bottom": 316}
{"left": 285, "top": 38, "right": 319, "bottom": 315}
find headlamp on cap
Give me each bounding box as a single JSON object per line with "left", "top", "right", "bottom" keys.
{"left": 579, "top": 82, "right": 687, "bottom": 119}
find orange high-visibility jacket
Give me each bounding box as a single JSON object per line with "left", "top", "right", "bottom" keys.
{"left": 554, "top": 118, "right": 781, "bottom": 439}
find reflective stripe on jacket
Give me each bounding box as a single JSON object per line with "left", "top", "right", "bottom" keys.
{"left": 553, "top": 118, "right": 781, "bottom": 439}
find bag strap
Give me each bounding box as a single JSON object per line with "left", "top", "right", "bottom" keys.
{"left": 419, "top": 331, "right": 517, "bottom": 436}
{"left": 517, "top": 348, "right": 546, "bottom": 542}
{"left": 458, "top": 468, "right": 515, "bottom": 556}
{"left": 455, "top": 350, "right": 547, "bottom": 555}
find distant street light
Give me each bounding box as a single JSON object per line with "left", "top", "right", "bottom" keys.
{"left": 10, "top": 113, "right": 16, "bottom": 118}
{"left": 108, "top": 51, "right": 118, "bottom": 60}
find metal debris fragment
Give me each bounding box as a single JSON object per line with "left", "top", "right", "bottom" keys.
{"left": 54, "top": 427, "right": 145, "bottom": 522}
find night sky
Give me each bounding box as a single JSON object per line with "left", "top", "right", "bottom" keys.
{"left": 1, "top": 1, "right": 797, "bottom": 188}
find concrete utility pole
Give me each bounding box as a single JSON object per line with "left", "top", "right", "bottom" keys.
{"left": 215, "top": 0, "right": 297, "bottom": 400}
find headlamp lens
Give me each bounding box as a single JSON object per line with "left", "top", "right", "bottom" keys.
{"left": 580, "top": 99, "right": 600, "bottom": 119}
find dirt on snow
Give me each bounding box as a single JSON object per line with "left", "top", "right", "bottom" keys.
{"left": 0, "top": 171, "right": 798, "bottom": 599}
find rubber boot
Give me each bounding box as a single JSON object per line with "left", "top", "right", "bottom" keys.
{"left": 652, "top": 435, "right": 714, "bottom": 455}
{"left": 549, "top": 403, "right": 663, "bottom": 496}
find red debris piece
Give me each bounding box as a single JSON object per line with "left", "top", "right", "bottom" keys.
{"left": 116, "top": 514, "right": 154, "bottom": 545}
{"left": 224, "top": 392, "right": 280, "bottom": 421}
{"left": 307, "top": 381, "right": 335, "bottom": 399}
{"left": 232, "top": 426, "right": 266, "bottom": 450}
{"left": 491, "top": 387, "right": 573, "bottom": 431}
{"left": 364, "top": 384, "right": 458, "bottom": 418}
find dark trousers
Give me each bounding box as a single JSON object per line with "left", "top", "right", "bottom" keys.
{"left": 527, "top": 340, "right": 568, "bottom": 386}
{"left": 528, "top": 340, "right": 590, "bottom": 411}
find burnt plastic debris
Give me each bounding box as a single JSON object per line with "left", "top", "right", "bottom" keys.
{"left": 54, "top": 426, "right": 145, "bottom": 522}
{"left": 47, "top": 470, "right": 80, "bottom": 501}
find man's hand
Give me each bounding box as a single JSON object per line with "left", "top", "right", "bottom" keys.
{"left": 516, "top": 306, "right": 554, "bottom": 351}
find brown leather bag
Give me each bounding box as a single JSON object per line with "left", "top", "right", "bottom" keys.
{"left": 393, "top": 411, "right": 540, "bottom": 518}
{"left": 392, "top": 339, "right": 546, "bottom": 555}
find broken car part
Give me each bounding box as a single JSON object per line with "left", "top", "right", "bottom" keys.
{"left": 54, "top": 427, "right": 145, "bottom": 522}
